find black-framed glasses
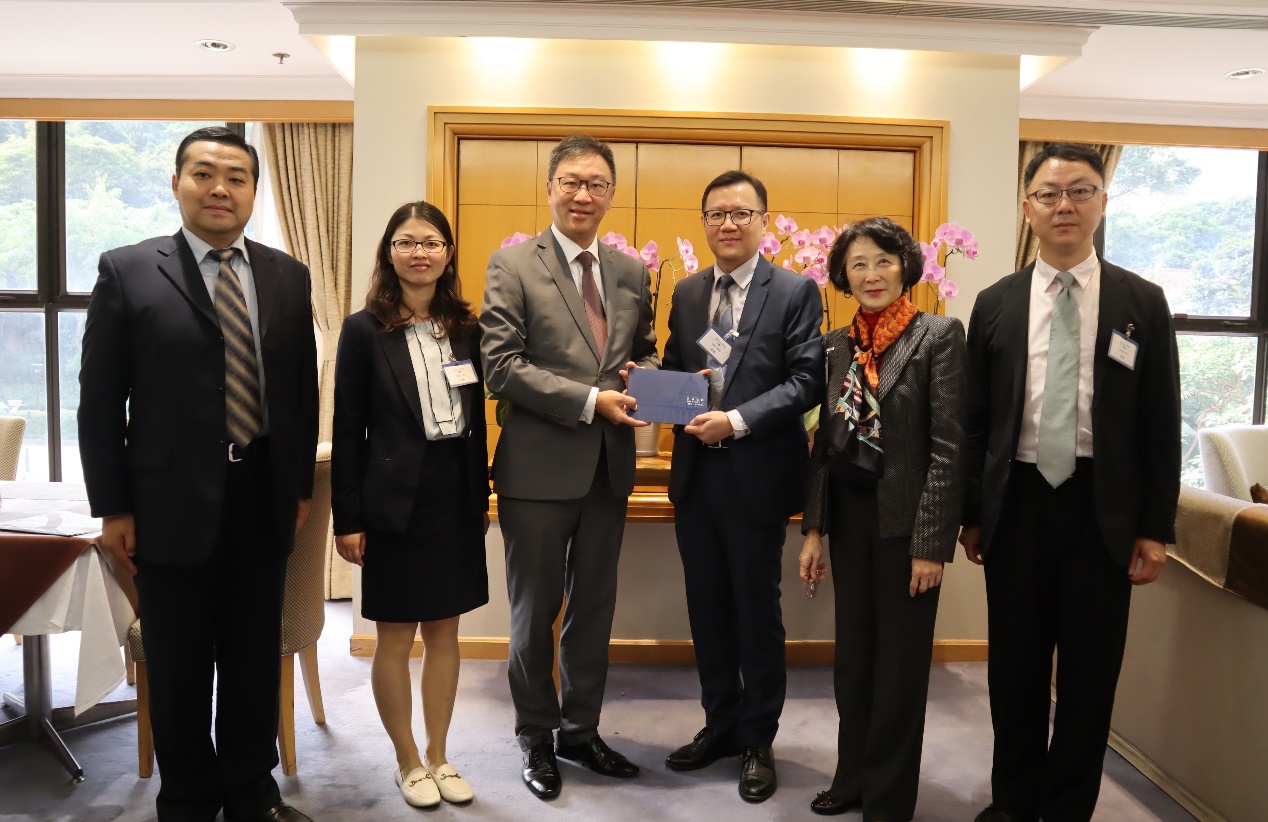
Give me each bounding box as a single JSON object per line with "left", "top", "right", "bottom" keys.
{"left": 554, "top": 176, "right": 612, "bottom": 197}
{"left": 391, "top": 239, "right": 448, "bottom": 254}
{"left": 1026, "top": 184, "right": 1103, "bottom": 206}
{"left": 703, "top": 208, "right": 762, "bottom": 226}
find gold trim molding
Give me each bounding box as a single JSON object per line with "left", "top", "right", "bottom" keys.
{"left": 1020, "top": 118, "right": 1268, "bottom": 151}
{"left": 0, "top": 98, "right": 354, "bottom": 123}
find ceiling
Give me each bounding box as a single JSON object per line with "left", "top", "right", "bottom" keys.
{"left": 1, "top": 0, "right": 1267, "bottom": 126}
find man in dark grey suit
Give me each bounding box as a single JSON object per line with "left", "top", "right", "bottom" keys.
{"left": 657, "top": 170, "right": 824, "bottom": 803}
{"left": 480, "top": 135, "right": 659, "bottom": 800}
{"left": 961, "top": 142, "right": 1181, "bottom": 822}
{"left": 79, "top": 127, "right": 318, "bottom": 822}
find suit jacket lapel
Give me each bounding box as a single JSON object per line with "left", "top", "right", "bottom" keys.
{"left": 381, "top": 326, "right": 428, "bottom": 435}
{"left": 246, "top": 239, "right": 279, "bottom": 342}
{"left": 723, "top": 258, "right": 770, "bottom": 401}
{"left": 156, "top": 231, "right": 219, "bottom": 330}
{"left": 1094, "top": 260, "right": 1129, "bottom": 407}
{"left": 541, "top": 231, "right": 601, "bottom": 363}
{"left": 878, "top": 314, "right": 929, "bottom": 401}
{"left": 681, "top": 269, "right": 716, "bottom": 373}
{"left": 1002, "top": 265, "right": 1034, "bottom": 414}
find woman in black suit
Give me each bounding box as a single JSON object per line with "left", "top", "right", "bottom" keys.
{"left": 798, "top": 217, "right": 967, "bottom": 820}
{"left": 332, "top": 201, "right": 490, "bottom": 809}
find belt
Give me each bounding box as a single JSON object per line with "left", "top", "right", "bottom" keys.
{"left": 228, "top": 436, "right": 270, "bottom": 463}
{"left": 703, "top": 437, "right": 734, "bottom": 450}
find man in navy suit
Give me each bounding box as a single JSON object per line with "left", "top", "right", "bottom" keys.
{"left": 658, "top": 170, "right": 824, "bottom": 803}
{"left": 960, "top": 142, "right": 1180, "bottom": 822}
{"left": 79, "top": 127, "right": 318, "bottom": 822}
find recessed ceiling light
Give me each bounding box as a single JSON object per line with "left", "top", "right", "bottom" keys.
{"left": 1224, "top": 67, "right": 1264, "bottom": 80}
{"left": 196, "top": 39, "right": 235, "bottom": 53}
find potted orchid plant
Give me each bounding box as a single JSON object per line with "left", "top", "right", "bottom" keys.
{"left": 919, "top": 220, "right": 976, "bottom": 314}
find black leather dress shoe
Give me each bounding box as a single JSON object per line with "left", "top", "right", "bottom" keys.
{"left": 665, "top": 726, "right": 742, "bottom": 771}
{"left": 738, "top": 746, "right": 777, "bottom": 803}
{"left": 556, "top": 735, "right": 639, "bottom": 778}
{"left": 225, "top": 802, "right": 312, "bottom": 822}
{"left": 810, "top": 789, "right": 860, "bottom": 816}
{"left": 974, "top": 807, "right": 1015, "bottom": 822}
{"left": 522, "top": 743, "right": 562, "bottom": 800}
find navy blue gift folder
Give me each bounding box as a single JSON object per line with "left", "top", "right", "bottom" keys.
{"left": 627, "top": 368, "right": 709, "bottom": 426}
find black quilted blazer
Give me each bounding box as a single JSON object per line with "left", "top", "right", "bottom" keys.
{"left": 802, "top": 311, "right": 967, "bottom": 562}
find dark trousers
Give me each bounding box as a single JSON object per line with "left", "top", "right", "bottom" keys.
{"left": 827, "top": 481, "right": 940, "bottom": 822}
{"left": 674, "top": 447, "right": 787, "bottom": 747}
{"left": 133, "top": 446, "right": 286, "bottom": 822}
{"left": 500, "top": 444, "right": 629, "bottom": 751}
{"left": 984, "top": 461, "right": 1132, "bottom": 822}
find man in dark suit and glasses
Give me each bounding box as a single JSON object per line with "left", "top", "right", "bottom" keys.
{"left": 79, "top": 127, "right": 318, "bottom": 822}
{"left": 960, "top": 142, "right": 1180, "bottom": 822}
{"left": 658, "top": 170, "right": 824, "bottom": 803}
{"left": 480, "top": 135, "right": 659, "bottom": 800}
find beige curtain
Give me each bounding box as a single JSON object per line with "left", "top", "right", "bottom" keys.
{"left": 1015, "top": 141, "right": 1123, "bottom": 271}
{"left": 263, "top": 123, "right": 354, "bottom": 599}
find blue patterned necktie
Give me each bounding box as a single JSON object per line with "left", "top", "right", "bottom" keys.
{"left": 707, "top": 273, "right": 735, "bottom": 410}
{"left": 210, "top": 248, "right": 262, "bottom": 448}
{"left": 1036, "top": 270, "right": 1079, "bottom": 487}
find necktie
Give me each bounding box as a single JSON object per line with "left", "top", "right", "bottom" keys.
{"left": 707, "top": 273, "right": 736, "bottom": 410}
{"left": 211, "top": 248, "right": 263, "bottom": 448}
{"left": 577, "top": 250, "right": 607, "bottom": 358}
{"left": 1036, "top": 270, "right": 1079, "bottom": 487}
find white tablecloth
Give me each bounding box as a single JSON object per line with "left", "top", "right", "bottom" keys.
{"left": 9, "top": 545, "right": 135, "bottom": 715}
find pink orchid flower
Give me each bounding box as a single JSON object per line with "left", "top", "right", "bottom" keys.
{"left": 500, "top": 232, "right": 532, "bottom": 248}
{"left": 932, "top": 221, "right": 960, "bottom": 245}
{"left": 962, "top": 240, "right": 980, "bottom": 260}
{"left": 640, "top": 240, "right": 660, "bottom": 270}
{"left": 920, "top": 241, "right": 941, "bottom": 263}
{"left": 758, "top": 232, "right": 781, "bottom": 256}
{"left": 600, "top": 232, "right": 628, "bottom": 251}
{"left": 622, "top": 246, "right": 641, "bottom": 260}
{"left": 921, "top": 260, "right": 945, "bottom": 283}
{"left": 676, "top": 237, "right": 694, "bottom": 258}
{"left": 939, "top": 279, "right": 959, "bottom": 300}
{"left": 775, "top": 215, "right": 798, "bottom": 235}
{"left": 683, "top": 253, "right": 700, "bottom": 274}
{"left": 782, "top": 258, "right": 794, "bottom": 271}
{"left": 811, "top": 226, "right": 837, "bottom": 248}
{"left": 803, "top": 264, "right": 829, "bottom": 287}
{"left": 790, "top": 229, "right": 812, "bottom": 250}
{"left": 945, "top": 226, "right": 975, "bottom": 252}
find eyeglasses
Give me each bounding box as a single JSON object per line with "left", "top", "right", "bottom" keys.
{"left": 391, "top": 239, "right": 448, "bottom": 254}
{"left": 703, "top": 209, "right": 762, "bottom": 226}
{"left": 554, "top": 177, "right": 612, "bottom": 197}
{"left": 1026, "top": 184, "right": 1103, "bottom": 206}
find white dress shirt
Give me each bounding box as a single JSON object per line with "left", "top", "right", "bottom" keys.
{"left": 405, "top": 321, "right": 466, "bottom": 440}
{"left": 706, "top": 253, "right": 761, "bottom": 438}
{"left": 183, "top": 227, "right": 269, "bottom": 433}
{"left": 550, "top": 224, "right": 606, "bottom": 425}
{"left": 1016, "top": 252, "right": 1100, "bottom": 463}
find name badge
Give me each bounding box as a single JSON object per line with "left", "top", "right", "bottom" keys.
{"left": 697, "top": 326, "right": 733, "bottom": 363}
{"left": 1108, "top": 330, "right": 1138, "bottom": 370}
{"left": 442, "top": 360, "right": 478, "bottom": 387}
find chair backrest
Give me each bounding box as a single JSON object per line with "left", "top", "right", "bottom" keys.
{"left": 1197, "top": 424, "right": 1268, "bottom": 502}
{"left": 280, "top": 442, "right": 332, "bottom": 655}
{"left": 0, "top": 417, "right": 28, "bottom": 481}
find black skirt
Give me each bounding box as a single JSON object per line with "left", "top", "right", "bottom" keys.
{"left": 360, "top": 437, "right": 489, "bottom": 623}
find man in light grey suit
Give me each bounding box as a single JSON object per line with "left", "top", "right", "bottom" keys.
{"left": 480, "top": 135, "right": 659, "bottom": 801}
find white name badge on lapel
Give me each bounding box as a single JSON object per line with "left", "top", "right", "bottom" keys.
{"left": 443, "top": 360, "right": 479, "bottom": 387}
{"left": 697, "top": 327, "right": 733, "bottom": 363}
{"left": 1108, "top": 330, "right": 1139, "bottom": 370}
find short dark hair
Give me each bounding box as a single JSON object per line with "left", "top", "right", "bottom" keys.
{"left": 700, "top": 170, "right": 768, "bottom": 213}
{"left": 827, "top": 217, "right": 924, "bottom": 296}
{"left": 547, "top": 135, "right": 617, "bottom": 186}
{"left": 1023, "top": 142, "right": 1105, "bottom": 190}
{"left": 175, "top": 126, "right": 260, "bottom": 188}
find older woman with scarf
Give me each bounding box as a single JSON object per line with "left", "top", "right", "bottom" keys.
{"left": 798, "top": 217, "right": 967, "bottom": 821}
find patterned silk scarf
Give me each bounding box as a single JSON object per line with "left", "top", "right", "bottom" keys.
{"left": 825, "top": 294, "right": 919, "bottom": 484}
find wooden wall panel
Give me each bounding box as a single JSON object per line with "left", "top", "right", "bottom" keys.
{"left": 633, "top": 207, "right": 708, "bottom": 352}
{"left": 456, "top": 204, "right": 536, "bottom": 310}
{"left": 838, "top": 150, "right": 915, "bottom": 218}
{"left": 636, "top": 144, "right": 740, "bottom": 210}
{"left": 459, "top": 140, "right": 538, "bottom": 206}
{"left": 741, "top": 146, "right": 838, "bottom": 215}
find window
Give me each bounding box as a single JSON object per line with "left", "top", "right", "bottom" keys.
{"left": 1104, "top": 145, "right": 1268, "bottom": 487}
{"left": 0, "top": 120, "right": 246, "bottom": 480}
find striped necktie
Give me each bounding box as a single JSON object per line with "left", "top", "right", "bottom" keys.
{"left": 577, "top": 250, "right": 607, "bottom": 357}
{"left": 707, "top": 273, "right": 735, "bottom": 410}
{"left": 210, "top": 248, "right": 263, "bottom": 448}
{"left": 1036, "top": 270, "right": 1079, "bottom": 487}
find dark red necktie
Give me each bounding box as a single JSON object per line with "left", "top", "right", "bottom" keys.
{"left": 577, "top": 250, "right": 607, "bottom": 356}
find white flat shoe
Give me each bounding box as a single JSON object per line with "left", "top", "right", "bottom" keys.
{"left": 395, "top": 766, "right": 441, "bottom": 807}
{"left": 432, "top": 762, "right": 475, "bottom": 803}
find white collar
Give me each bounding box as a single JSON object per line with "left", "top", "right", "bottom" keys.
{"left": 550, "top": 224, "right": 600, "bottom": 266}
{"left": 182, "top": 227, "right": 250, "bottom": 265}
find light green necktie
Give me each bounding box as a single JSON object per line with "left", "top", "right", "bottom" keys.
{"left": 1036, "top": 271, "right": 1079, "bottom": 487}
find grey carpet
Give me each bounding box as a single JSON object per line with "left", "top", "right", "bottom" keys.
{"left": 0, "top": 602, "right": 1193, "bottom": 821}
